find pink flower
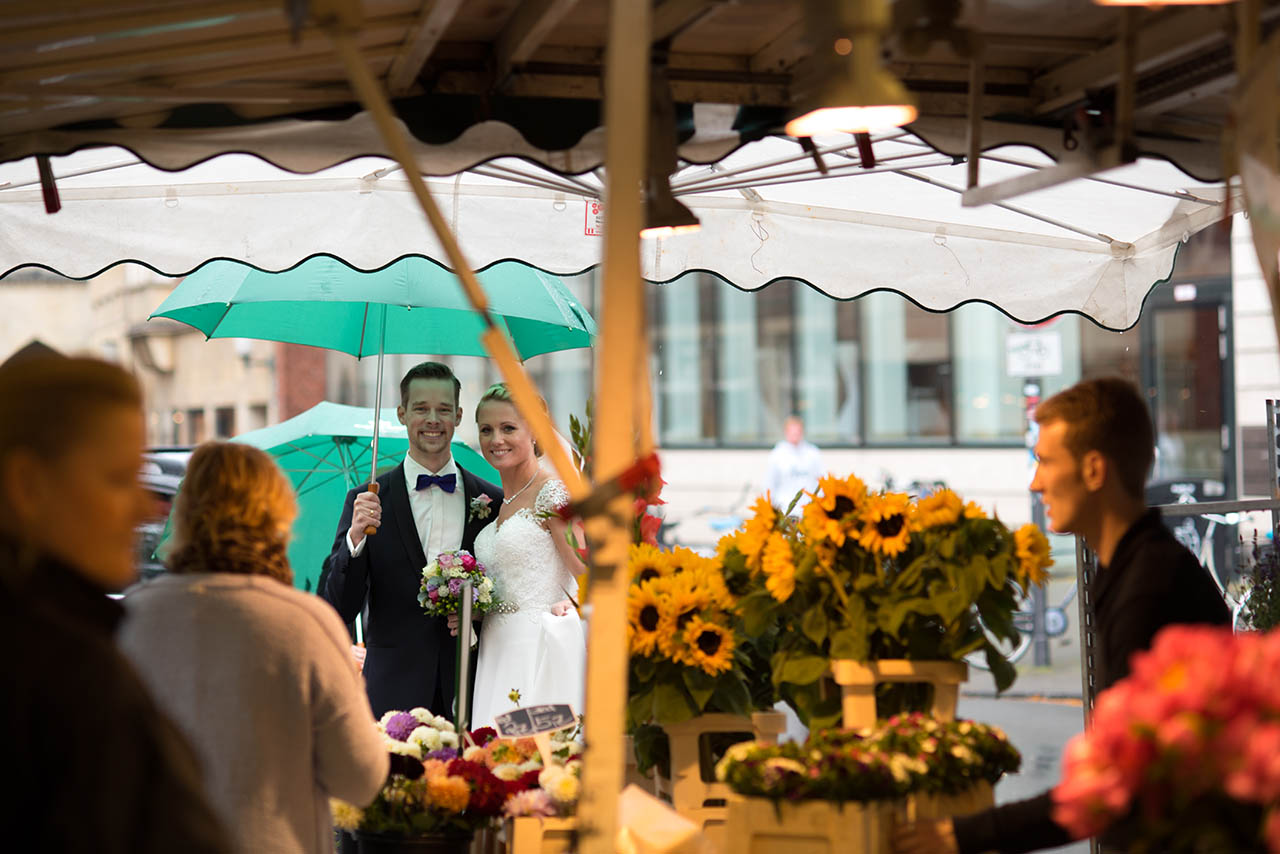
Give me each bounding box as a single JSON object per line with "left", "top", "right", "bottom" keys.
{"left": 1264, "top": 807, "right": 1280, "bottom": 853}
{"left": 461, "top": 552, "right": 476, "bottom": 570}
{"left": 428, "top": 588, "right": 440, "bottom": 601}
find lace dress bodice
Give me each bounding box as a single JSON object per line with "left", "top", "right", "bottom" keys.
{"left": 473, "top": 479, "right": 577, "bottom": 618}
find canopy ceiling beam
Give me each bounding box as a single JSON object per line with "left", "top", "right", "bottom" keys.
{"left": 0, "top": 11, "right": 417, "bottom": 84}
{"left": 1032, "top": 6, "right": 1234, "bottom": 115}
{"left": 165, "top": 43, "right": 401, "bottom": 87}
{"left": 385, "top": 0, "right": 465, "bottom": 95}
{"left": 653, "top": 0, "right": 728, "bottom": 42}
{"left": 0, "top": 0, "right": 277, "bottom": 49}
{"left": 0, "top": 83, "right": 350, "bottom": 104}
{"left": 493, "top": 0, "right": 583, "bottom": 89}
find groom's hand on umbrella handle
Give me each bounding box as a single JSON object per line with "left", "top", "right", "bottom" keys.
{"left": 352, "top": 485, "right": 381, "bottom": 544}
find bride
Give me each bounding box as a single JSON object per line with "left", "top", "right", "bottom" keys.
{"left": 467, "top": 383, "right": 586, "bottom": 727}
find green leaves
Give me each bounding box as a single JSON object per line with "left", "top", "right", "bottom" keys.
{"left": 801, "top": 605, "right": 829, "bottom": 645}
{"left": 739, "top": 589, "right": 778, "bottom": 637}
{"left": 653, "top": 681, "right": 697, "bottom": 725}
{"left": 775, "top": 654, "right": 830, "bottom": 687}
{"left": 829, "top": 626, "right": 869, "bottom": 661}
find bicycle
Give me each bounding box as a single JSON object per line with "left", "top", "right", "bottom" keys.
{"left": 965, "top": 581, "right": 1077, "bottom": 671}
{"left": 1163, "top": 494, "right": 1252, "bottom": 631}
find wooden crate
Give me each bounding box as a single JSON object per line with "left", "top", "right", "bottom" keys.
{"left": 652, "top": 714, "right": 757, "bottom": 851}
{"left": 908, "top": 781, "right": 995, "bottom": 822}
{"left": 725, "top": 796, "right": 894, "bottom": 854}
{"left": 503, "top": 816, "right": 576, "bottom": 854}
{"left": 829, "top": 660, "right": 969, "bottom": 730}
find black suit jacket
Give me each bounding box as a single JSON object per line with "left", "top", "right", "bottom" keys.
{"left": 321, "top": 462, "right": 502, "bottom": 718}
{"left": 953, "top": 510, "right": 1230, "bottom": 854}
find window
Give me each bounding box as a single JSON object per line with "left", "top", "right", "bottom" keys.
{"left": 861, "top": 292, "right": 951, "bottom": 443}
{"left": 186, "top": 409, "right": 206, "bottom": 444}
{"left": 215, "top": 407, "right": 235, "bottom": 439}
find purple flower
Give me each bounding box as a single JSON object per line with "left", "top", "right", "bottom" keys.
{"left": 426, "top": 747, "right": 459, "bottom": 762}
{"left": 448, "top": 578, "right": 462, "bottom": 595}
{"left": 472, "top": 587, "right": 480, "bottom": 602}
{"left": 426, "top": 577, "right": 440, "bottom": 590}
{"left": 385, "top": 712, "right": 421, "bottom": 742}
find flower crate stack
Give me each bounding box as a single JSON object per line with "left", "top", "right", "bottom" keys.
{"left": 624, "top": 543, "right": 780, "bottom": 848}
{"left": 330, "top": 710, "right": 583, "bottom": 853}
{"left": 702, "top": 474, "right": 1052, "bottom": 852}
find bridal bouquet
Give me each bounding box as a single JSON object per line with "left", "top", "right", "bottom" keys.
{"left": 418, "top": 549, "right": 500, "bottom": 616}
{"left": 1052, "top": 625, "right": 1280, "bottom": 853}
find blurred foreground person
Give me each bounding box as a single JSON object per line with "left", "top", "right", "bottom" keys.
{"left": 119, "top": 442, "right": 388, "bottom": 853}
{"left": 0, "top": 355, "right": 230, "bottom": 853}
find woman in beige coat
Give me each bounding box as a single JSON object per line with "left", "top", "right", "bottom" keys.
{"left": 120, "top": 442, "right": 388, "bottom": 854}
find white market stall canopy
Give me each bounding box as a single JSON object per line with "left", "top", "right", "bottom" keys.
{"left": 0, "top": 132, "right": 1238, "bottom": 330}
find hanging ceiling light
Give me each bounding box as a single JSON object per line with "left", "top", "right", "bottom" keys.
{"left": 640, "top": 174, "right": 701, "bottom": 239}
{"left": 786, "top": 0, "right": 918, "bottom": 136}
{"left": 641, "top": 61, "right": 700, "bottom": 239}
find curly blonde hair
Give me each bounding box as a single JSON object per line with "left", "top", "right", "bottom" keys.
{"left": 167, "top": 442, "right": 296, "bottom": 585}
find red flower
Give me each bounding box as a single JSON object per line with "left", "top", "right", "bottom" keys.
{"left": 504, "top": 768, "right": 543, "bottom": 798}
{"left": 447, "top": 758, "right": 507, "bottom": 815}
{"left": 469, "top": 726, "right": 497, "bottom": 747}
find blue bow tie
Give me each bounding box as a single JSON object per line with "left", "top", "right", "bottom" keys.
{"left": 415, "top": 473, "right": 457, "bottom": 493}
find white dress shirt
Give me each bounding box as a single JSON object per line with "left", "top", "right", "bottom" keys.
{"left": 764, "top": 439, "right": 824, "bottom": 510}
{"left": 348, "top": 454, "right": 465, "bottom": 564}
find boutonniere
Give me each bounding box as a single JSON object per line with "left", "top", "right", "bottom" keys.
{"left": 469, "top": 493, "right": 494, "bottom": 522}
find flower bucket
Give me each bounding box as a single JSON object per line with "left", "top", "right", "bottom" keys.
{"left": 726, "top": 795, "right": 894, "bottom": 854}
{"left": 829, "top": 660, "right": 968, "bottom": 730}
{"left": 503, "top": 816, "right": 577, "bottom": 854}
{"left": 355, "top": 830, "right": 475, "bottom": 854}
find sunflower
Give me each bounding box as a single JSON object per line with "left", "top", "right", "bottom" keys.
{"left": 963, "top": 500, "right": 986, "bottom": 520}
{"left": 667, "top": 545, "right": 707, "bottom": 576}
{"left": 627, "top": 580, "right": 665, "bottom": 657}
{"left": 737, "top": 495, "right": 779, "bottom": 570}
{"left": 665, "top": 571, "right": 715, "bottom": 630}
{"left": 681, "top": 616, "right": 735, "bottom": 676}
{"left": 913, "top": 488, "right": 962, "bottom": 529}
{"left": 762, "top": 531, "right": 797, "bottom": 602}
{"left": 1014, "top": 523, "right": 1053, "bottom": 587}
{"left": 691, "top": 559, "right": 737, "bottom": 609}
{"left": 629, "top": 543, "right": 672, "bottom": 586}
{"left": 802, "top": 474, "right": 867, "bottom": 547}
{"left": 858, "top": 492, "right": 914, "bottom": 558}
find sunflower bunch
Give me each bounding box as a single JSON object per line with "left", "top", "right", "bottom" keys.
{"left": 624, "top": 543, "right": 763, "bottom": 728}
{"left": 720, "top": 476, "right": 1053, "bottom": 729}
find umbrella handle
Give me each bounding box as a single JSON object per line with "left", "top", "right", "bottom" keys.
{"left": 363, "top": 481, "right": 380, "bottom": 537}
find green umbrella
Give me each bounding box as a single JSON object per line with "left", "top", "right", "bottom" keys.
{"left": 151, "top": 255, "right": 594, "bottom": 497}
{"left": 230, "top": 401, "right": 498, "bottom": 593}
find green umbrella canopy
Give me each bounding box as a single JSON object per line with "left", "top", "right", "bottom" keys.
{"left": 230, "top": 401, "right": 498, "bottom": 593}
{"left": 150, "top": 255, "right": 596, "bottom": 359}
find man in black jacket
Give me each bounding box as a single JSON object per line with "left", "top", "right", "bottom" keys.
{"left": 894, "top": 377, "right": 1229, "bottom": 854}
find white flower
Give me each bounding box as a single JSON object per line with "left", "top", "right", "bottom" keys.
{"left": 538, "top": 766, "right": 566, "bottom": 790}
{"left": 432, "top": 715, "right": 455, "bottom": 732}
{"left": 493, "top": 763, "right": 524, "bottom": 782}
{"left": 715, "top": 741, "right": 760, "bottom": 781}
{"left": 547, "top": 772, "right": 580, "bottom": 805}
{"left": 463, "top": 746, "right": 488, "bottom": 763}
{"left": 385, "top": 737, "right": 420, "bottom": 757}
{"left": 423, "top": 563, "right": 440, "bottom": 578}
{"left": 479, "top": 588, "right": 493, "bottom": 605}
{"left": 410, "top": 707, "right": 434, "bottom": 724}
{"left": 517, "top": 759, "right": 543, "bottom": 774}
{"left": 565, "top": 759, "right": 583, "bottom": 777}
{"left": 330, "top": 799, "right": 364, "bottom": 831}
{"left": 439, "top": 731, "right": 459, "bottom": 749}
{"left": 379, "top": 711, "right": 400, "bottom": 729}
{"left": 481, "top": 576, "right": 494, "bottom": 592}
{"left": 409, "top": 727, "right": 442, "bottom": 753}
{"left": 764, "top": 757, "right": 805, "bottom": 776}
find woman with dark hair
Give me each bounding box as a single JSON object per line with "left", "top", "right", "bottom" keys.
{"left": 0, "top": 354, "right": 230, "bottom": 853}
{"left": 119, "top": 441, "right": 388, "bottom": 854}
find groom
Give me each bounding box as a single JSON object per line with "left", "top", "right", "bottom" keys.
{"left": 322, "top": 361, "right": 503, "bottom": 718}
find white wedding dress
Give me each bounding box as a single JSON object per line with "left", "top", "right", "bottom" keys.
{"left": 470, "top": 479, "right": 585, "bottom": 727}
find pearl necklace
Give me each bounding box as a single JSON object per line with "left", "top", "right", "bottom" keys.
{"left": 502, "top": 470, "right": 540, "bottom": 505}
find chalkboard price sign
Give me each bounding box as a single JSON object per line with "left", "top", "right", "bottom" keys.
{"left": 493, "top": 703, "right": 576, "bottom": 738}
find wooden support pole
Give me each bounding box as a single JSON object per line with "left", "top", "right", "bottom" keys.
{"left": 323, "top": 11, "right": 585, "bottom": 499}
{"left": 576, "top": 0, "right": 651, "bottom": 852}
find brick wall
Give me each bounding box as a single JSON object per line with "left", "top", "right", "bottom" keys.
{"left": 276, "top": 342, "right": 327, "bottom": 420}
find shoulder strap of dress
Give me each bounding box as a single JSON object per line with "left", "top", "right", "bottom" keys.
{"left": 534, "top": 478, "right": 571, "bottom": 517}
